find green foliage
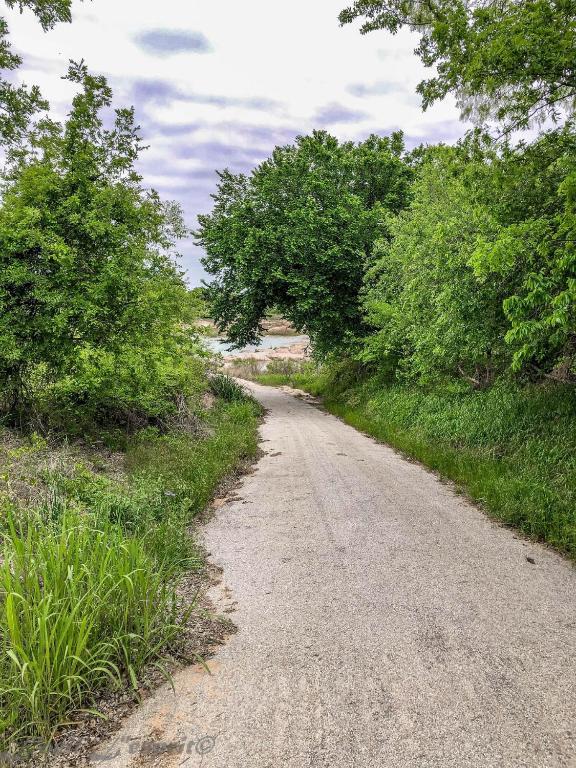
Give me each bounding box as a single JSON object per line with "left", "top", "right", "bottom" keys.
{"left": 0, "top": 17, "right": 45, "bottom": 143}
{"left": 126, "top": 400, "right": 261, "bottom": 514}
{"left": 0, "top": 397, "right": 261, "bottom": 749}
{"left": 0, "top": 62, "right": 194, "bottom": 427}
{"left": 471, "top": 127, "right": 576, "bottom": 376}
{"left": 0, "top": 0, "right": 83, "bottom": 143}
{"left": 361, "top": 131, "right": 576, "bottom": 383}
{"left": 197, "top": 130, "right": 412, "bottom": 355}
{"left": 200, "top": 120, "right": 576, "bottom": 384}
{"left": 37, "top": 328, "right": 207, "bottom": 433}
{"left": 188, "top": 286, "right": 212, "bottom": 318}
{"left": 5, "top": 0, "right": 76, "bottom": 29}
{"left": 339, "top": 0, "right": 576, "bottom": 133}
{"left": 208, "top": 373, "right": 248, "bottom": 403}
{"left": 0, "top": 507, "right": 182, "bottom": 747}
{"left": 363, "top": 145, "right": 510, "bottom": 384}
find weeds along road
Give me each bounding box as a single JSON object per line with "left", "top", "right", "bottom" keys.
{"left": 92, "top": 381, "right": 576, "bottom": 768}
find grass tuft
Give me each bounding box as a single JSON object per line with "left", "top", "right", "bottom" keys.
{"left": 208, "top": 374, "right": 250, "bottom": 403}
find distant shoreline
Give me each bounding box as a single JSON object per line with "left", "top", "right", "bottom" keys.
{"left": 196, "top": 317, "right": 300, "bottom": 337}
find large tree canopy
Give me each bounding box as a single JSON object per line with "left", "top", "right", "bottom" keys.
{"left": 196, "top": 131, "right": 412, "bottom": 355}
{"left": 339, "top": 0, "right": 576, "bottom": 133}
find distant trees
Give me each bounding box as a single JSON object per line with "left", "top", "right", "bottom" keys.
{"left": 197, "top": 131, "right": 412, "bottom": 355}
{"left": 188, "top": 286, "right": 212, "bottom": 318}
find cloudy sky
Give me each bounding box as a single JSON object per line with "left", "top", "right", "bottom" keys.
{"left": 5, "top": 0, "right": 466, "bottom": 284}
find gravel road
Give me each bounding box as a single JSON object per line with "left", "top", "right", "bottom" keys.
{"left": 91, "top": 381, "right": 576, "bottom": 768}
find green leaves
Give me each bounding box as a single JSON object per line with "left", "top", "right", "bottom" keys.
{"left": 197, "top": 131, "right": 412, "bottom": 356}
{"left": 0, "top": 63, "right": 195, "bottom": 427}
{"left": 363, "top": 145, "right": 509, "bottom": 384}
{"left": 0, "top": 1, "right": 85, "bottom": 144}
{"left": 4, "top": 1, "right": 78, "bottom": 31}
{"left": 363, "top": 128, "right": 576, "bottom": 383}
{"left": 469, "top": 130, "right": 576, "bottom": 376}
{"left": 339, "top": 0, "right": 576, "bottom": 134}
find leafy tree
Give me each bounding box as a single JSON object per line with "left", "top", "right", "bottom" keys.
{"left": 0, "top": 62, "right": 192, "bottom": 422}
{"left": 364, "top": 145, "right": 510, "bottom": 384}
{"left": 363, "top": 128, "right": 576, "bottom": 384}
{"left": 197, "top": 131, "right": 412, "bottom": 355}
{"left": 339, "top": 0, "right": 576, "bottom": 133}
{"left": 0, "top": 0, "right": 83, "bottom": 142}
{"left": 471, "top": 126, "right": 576, "bottom": 378}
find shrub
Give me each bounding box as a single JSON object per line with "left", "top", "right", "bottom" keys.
{"left": 0, "top": 63, "right": 196, "bottom": 431}
{"left": 208, "top": 374, "right": 247, "bottom": 403}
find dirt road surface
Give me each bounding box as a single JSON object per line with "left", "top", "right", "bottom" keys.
{"left": 90, "top": 381, "right": 576, "bottom": 768}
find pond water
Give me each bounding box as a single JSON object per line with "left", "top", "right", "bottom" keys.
{"left": 203, "top": 335, "right": 309, "bottom": 355}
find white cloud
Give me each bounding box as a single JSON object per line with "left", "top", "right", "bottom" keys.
{"left": 5, "top": 0, "right": 467, "bottom": 284}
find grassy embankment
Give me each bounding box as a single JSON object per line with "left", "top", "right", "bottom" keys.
{"left": 0, "top": 379, "right": 260, "bottom": 752}
{"left": 241, "top": 359, "right": 576, "bottom": 559}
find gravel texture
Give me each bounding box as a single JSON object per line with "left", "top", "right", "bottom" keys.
{"left": 89, "top": 381, "right": 576, "bottom": 768}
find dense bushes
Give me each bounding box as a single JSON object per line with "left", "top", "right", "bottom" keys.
{"left": 0, "top": 62, "right": 198, "bottom": 431}
{"left": 362, "top": 146, "right": 508, "bottom": 384}
{"left": 37, "top": 331, "right": 207, "bottom": 434}
{"left": 208, "top": 373, "right": 249, "bottom": 403}
{"left": 361, "top": 131, "right": 576, "bottom": 384}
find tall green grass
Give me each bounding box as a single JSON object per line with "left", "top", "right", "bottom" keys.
{"left": 0, "top": 398, "right": 261, "bottom": 751}
{"left": 208, "top": 373, "right": 249, "bottom": 403}
{"left": 0, "top": 509, "right": 181, "bottom": 746}
{"left": 126, "top": 400, "right": 261, "bottom": 513}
